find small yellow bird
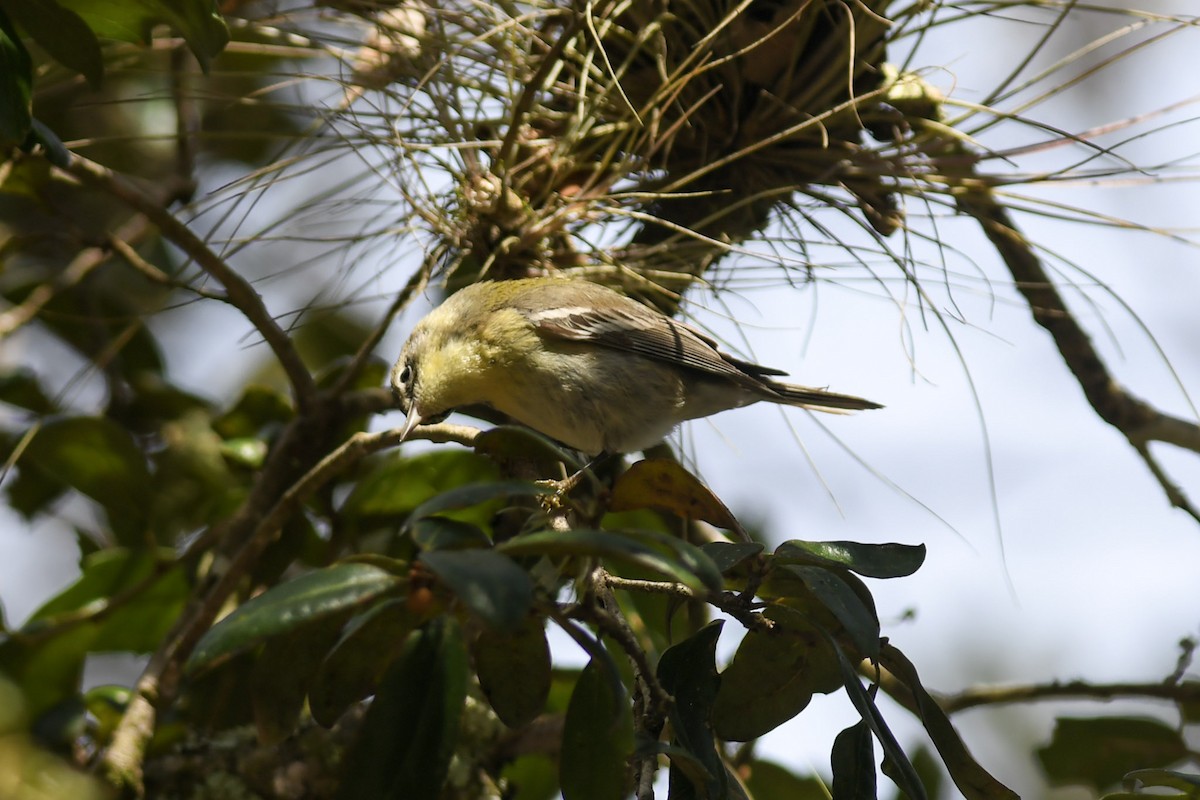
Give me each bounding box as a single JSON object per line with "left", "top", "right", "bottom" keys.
{"left": 391, "top": 277, "right": 880, "bottom": 454}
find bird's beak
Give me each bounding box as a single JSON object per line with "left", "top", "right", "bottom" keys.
{"left": 399, "top": 403, "right": 424, "bottom": 443}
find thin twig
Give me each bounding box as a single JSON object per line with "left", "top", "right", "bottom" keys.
{"left": 58, "top": 153, "right": 318, "bottom": 410}
{"left": 872, "top": 662, "right": 1200, "bottom": 715}
{"left": 603, "top": 575, "right": 771, "bottom": 632}
{"left": 589, "top": 568, "right": 671, "bottom": 800}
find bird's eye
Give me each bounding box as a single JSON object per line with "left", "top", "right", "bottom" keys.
{"left": 398, "top": 363, "right": 413, "bottom": 388}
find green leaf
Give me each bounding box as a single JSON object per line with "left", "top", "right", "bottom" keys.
{"left": 657, "top": 621, "right": 725, "bottom": 800}
{"left": 340, "top": 450, "right": 501, "bottom": 520}
{"left": 1123, "top": 769, "right": 1200, "bottom": 792}
{"left": 55, "top": 0, "right": 228, "bottom": 69}
{"left": 337, "top": 617, "right": 467, "bottom": 800}
{"left": 741, "top": 760, "right": 828, "bottom": 800}
{"left": 832, "top": 720, "right": 876, "bottom": 800}
{"left": 2, "top": 549, "right": 185, "bottom": 717}
{"left": 22, "top": 417, "right": 151, "bottom": 545}
{"left": 213, "top": 385, "right": 293, "bottom": 439}
{"left": 780, "top": 565, "right": 880, "bottom": 660}
{"left": 1038, "top": 717, "right": 1188, "bottom": 792}
{"left": 712, "top": 605, "right": 842, "bottom": 741}
{"left": 27, "top": 548, "right": 186, "bottom": 652}
{"left": 187, "top": 563, "right": 402, "bottom": 672}
{"left": 420, "top": 549, "right": 533, "bottom": 631}
{"left": 0, "top": 625, "right": 94, "bottom": 719}
{"left": 499, "top": 528, "right": 721, "bottom": 593}
{"left": 700, "top": 541, "right": 763, "bottom": 574}
{"left": 879, "top": 643, "right": 1017, "bottom": 800}
{"left": 560, "top": 659, "right": 634, "bottom": 800}
{"left": 501, "top": 754, "right": 559, "bottom": 800}
{"left": 774, "top": 540, "right": 925, "bottom": 579}
{"left": 411, "top": 516, "right": 491, "bottom": 551}
{"left": 4, "top": 0, "right": 103, "bottom": 87}
{"left": 473, "top": 617, "right": 551, "bottom": 728}
{"left": 251, "top": 615, "right": 345, "bottom": 744}
{"left": 0, "top": 9, "right": 32, "bottom": 147}
{"left": 309, "top": 599, "right": 414, "bottom": 728}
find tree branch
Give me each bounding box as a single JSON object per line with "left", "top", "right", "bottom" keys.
{"left": 956, "top": 186, "right": 1200, "bottom": 522}
{"left": 940, "top": 678, "right": 1200, "bottom": 715}
{"left": 871, "top": 662, "right": 1200, "bottom": 715}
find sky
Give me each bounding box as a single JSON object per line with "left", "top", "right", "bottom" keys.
{"left": 3, "top": 4, "right": 1200, "bottom": 798}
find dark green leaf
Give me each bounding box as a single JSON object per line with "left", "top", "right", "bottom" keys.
{"left": 4, "top": 0, "right": 103, "bottom": 87}
{"left": 499, "top": 529, "right": 721, "bottom": 593}
{"left": 474, "top": 424, "right": 584, "bottom": 474}
{"left": 561, "top": 659, "right": 634, "bottom": 800}
{"left": 774, "top": 540, "right": 926, "bottom": 579}
{"left": 251, "top": 615, "right": 345, "bottom": 744}
{"left": 405, "top": 480, "right": 552, "bottom": 528}
{"left": 712, "top": 605, "right": 842, "bottom": 741}
{"left": 188, "top": 563, "right": 402, "bottom": 672}
{"left": 23, "top": 417, "right": 151, "bottom": 545}
{"left": 0, "top": 9, "right": 32, "bottom": 147}
{"left": 411, "top": 516, "right": 491, "bottom": 551}
{"left": 0, "top": 368, "right": 53, "bottom": 413}
{"left": 5, "top": 449, "right": 67, "bottom": 518}
{"left": 700, "top": 541, "right": 763, "bottom": 574}
{"left": 420, "top": 549, "right": 533, "bottom": 631}
{"left": 1038, "top": 717, "right": 1187, "bottom": 792}
{"left": 657, "top": 621, "right": 725, "bottom": 800}
{"left": 55, "top": 0, "right": 228, "bottom": 69}
{"left": 827, "top": 636, "right": 927, "bottom": 800}
{"left": 309, "top": 599, "right": 414, "bottom": 728}
{"left": 27, "top": 118, "right": 69, "bottom": 167}
{"left": 655, "top": 743, "right": 716, "bottom": 796}
{"left": 832, "top": 721, "right": 876, "bottom": 800}
{"left": 474, "top": 617, "right": 551, "bottom": 728}
{"left": 879, "top": 643, "right": 1017, "bottom": 800}
{"left": 781, "top": 565, "right": 880, "bottom": 660}
{"left": 337, "top": 617, "right": 467, "bottom": 800}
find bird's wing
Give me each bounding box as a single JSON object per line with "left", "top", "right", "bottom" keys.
{"left": 512, "top": 280, "right": 881, "bottom": 411}
{"left": 523, "top": 296, "right": 772, "bottom": 388}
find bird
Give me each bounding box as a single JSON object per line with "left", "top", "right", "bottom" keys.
{"left": 391, "top": 277, "right": 880, "bottom": 454}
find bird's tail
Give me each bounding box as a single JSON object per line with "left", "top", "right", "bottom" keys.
{"left": 766, "top": 381, "right": 883, "bottom": 412}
